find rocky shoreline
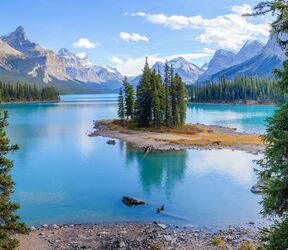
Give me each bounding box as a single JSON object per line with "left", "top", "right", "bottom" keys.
{"left": 89, "top": 120, "right": 265, "bottom": 155}
{"left": 17, "top": 223, "right": 260, "bottom": 250}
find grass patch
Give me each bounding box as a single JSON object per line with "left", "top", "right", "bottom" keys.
{"left": 96, "top": 119, "right": 263, "bottom": 148}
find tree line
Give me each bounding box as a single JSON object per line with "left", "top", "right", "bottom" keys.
{"left": 0, "top": 82, "right": 59, "bottom": 103}
{"left": 190, "top": 75, "right": 287, "bottom": 104}
{"left": 118, "top": 58, "right": 187, "bottom": 128}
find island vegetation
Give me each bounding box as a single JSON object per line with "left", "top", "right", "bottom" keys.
{"left": 118, "top": 58, "right": 187, "bottom": 128}
{"left": 0, "top": 82, "right": 59, "bottom": 103}
{"left": 190, "top": 75, "right": 287, "bottom": 104}
{"left": 91, "top": 59, "right": 265, "bottom": 153}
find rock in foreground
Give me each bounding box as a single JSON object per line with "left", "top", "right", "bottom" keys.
{"left": 122, "top": 196, "right": 146, "bottom": 206}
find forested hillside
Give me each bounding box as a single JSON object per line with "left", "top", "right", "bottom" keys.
{"left": 190, "top": 76, "right": 286, "bottom": 104}
{"left": 0, "top": 82, "right": 59, "bottom": 103}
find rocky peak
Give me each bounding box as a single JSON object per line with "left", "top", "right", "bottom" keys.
{"left": 232, "top": 40, "right": 264, "bottom": 65}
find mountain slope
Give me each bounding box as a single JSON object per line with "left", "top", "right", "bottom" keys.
{"left": 209, "top": 36, "right": 286, "bottom": 81}
{"left": 198, "top": 49, "right": 236, "bottom": 82}
{"left": 58, "top": 48, "right": 123, "bottom": 91}
{"left": 0, "top": 26, "right": 124, "bottom": 93}
{"left": 232, "top": 40, "right": 264, "bottom": 66}
{"left": 1, "top": 26, "right": 71, "bottom": 83}
{"left": 131, "top": 57, "right": 204, "bottom": 86}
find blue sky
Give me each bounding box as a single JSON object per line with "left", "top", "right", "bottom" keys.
{"left": 0, "top": 0, "right": 271, "bottom": 75}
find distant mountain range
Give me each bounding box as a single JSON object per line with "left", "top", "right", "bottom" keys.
{"left": 199, "top": 38, "right": 285, "bottom": 83}
{"left": 0, "top": 26, "right": 286, "bottom": 93}
{"left": 0, "top": 26, "right": 123, "bottom": 94}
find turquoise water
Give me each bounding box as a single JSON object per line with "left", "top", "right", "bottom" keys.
{"left": 3, "top": 95, "right": 275, "bottom": 229}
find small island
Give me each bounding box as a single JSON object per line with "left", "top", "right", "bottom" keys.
{"left": 90, "top": 60, "right": 264, "bottom": 154}
{"left": 90, "top": 119, "right": 264, "bottom": 154}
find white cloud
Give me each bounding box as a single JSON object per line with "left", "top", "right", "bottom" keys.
{"left": 231, "top": 4, "right": 252, "bottom": 15}
{"left": 111, "top": 49, "right": 213, "bottom": 76}
{"left": 119, "top": 32, "right": 149, "bottom": 42}
{"left": 76, "top": 52, "right": 88, "bottom": 59}
{"left": 108, "top": 56, "right": 124, "bottom": 64}
{"left": 72, "top": 38, "right": 99, "bottom": 49}
{"left": 130, "top": 4, "right": 270, "bottom": 50}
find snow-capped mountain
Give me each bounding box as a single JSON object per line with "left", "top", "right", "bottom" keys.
{"left": 208, "top": 36, "right": 286, "bottom": 82}
{"left": 131, "top": 57, "right": 205, "bottom": 85}
{"left": 58, "top": 48, "right": 123, "bottom": 91}
{"left": 154, "top": 57, "right": 204, "bottom": 84}
{"left": 198, "top": 49, "right": 236, "bottom": 82}
{"left": 232, "top": 40, "right": 264, "bottom": 66}
{"left": 0, "top": 26, "right": 123, "bottom": 93}
{"left": 1, "top": 26, "right": 71, "bottom": 83}
{"left": 0, "top": 26, "right": 286, "bottom": 93}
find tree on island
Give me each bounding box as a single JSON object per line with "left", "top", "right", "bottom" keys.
{"left": 118, "top": 87, "right": 125, "bottom": 120}
{"left": 123, "top": 76, "right": 135, "bottom": 120}
{"left": 118, "top": 58, "right": 187, "bottom": 128}
{"left": 250, "top": 1, "right": 288, "bottom": 249}
{"left": 0, "top": 111, "right": 27, "bottom": 249}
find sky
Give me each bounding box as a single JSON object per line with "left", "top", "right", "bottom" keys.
{"left": 0, "top": 0, "right": 272, "bottom": 76}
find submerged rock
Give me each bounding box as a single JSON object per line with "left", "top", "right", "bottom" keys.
{"left": 106, "top": 140, "right": 116, "bottom": 145}
{"left": 122, "top": 196, "right": 145, "bottom": 206}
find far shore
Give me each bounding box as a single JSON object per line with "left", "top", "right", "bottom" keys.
{"left": 17, "top": 222, "right": 260, "bottom": 250}
{"left": 0, "top": 99, "right": 59, "bottom": 105}
{"left": 89, "top": 119, "right": 265, "bottom": 154}
{"left": 189, "top": 101, "right": 276, "bottom": 106}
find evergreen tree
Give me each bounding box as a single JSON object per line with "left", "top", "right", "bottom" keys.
{"left": 135, "top": 58, "right": 152, "bottom": 127}
{"left": 124, "top": 57, "right": 187, "bottom": 129}
{"left": 0, "top": 111, "right": 27, "bottom": 249}
{"left": 151, "top": 70, "right": 162, "bottom": 127}
{"left": 250, "top": 1, "right": 288, "bottom": 249}
{"left": 123, "top": 76, "right": 135, "bottom": 119}
{"left": 175, "top": 73, "right": 187, "bottom": 126}
{"left": 118, "top": 88, "right": 125, "bottom": 120}
{"left": 164, "top": 62, "right": 173, "bottom": 127}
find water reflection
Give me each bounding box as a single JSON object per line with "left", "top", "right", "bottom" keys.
{"left": 186, "top": 149, "right": 261, "bottom": 186}
{"left": 124, "top": 144, "right": 188, "bottom": 196}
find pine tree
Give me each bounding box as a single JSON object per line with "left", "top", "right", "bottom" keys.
{"left": 123, "top": 76, "right": 135, "bottom": 120}
{"left": 250, "top": 1, "right": 288, "bottom": 249}
{"left": 0, "top": 111, "right": 27, "bottom": 249}
{"left": 151, "top": 70, "right": 162, "bottom": 127}
{"left": 164, "top": 62, "right": 173, "bottom": 127}
{"left": 175, "top": 73, "right": 187, "bottom": 126}
{"left": 135, "top": 58, "right": 152, "bottom": 127}
{"left": 118, "top": 88, "right": 125, "bottom": 120}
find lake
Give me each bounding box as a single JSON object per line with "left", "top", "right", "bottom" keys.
{"left": 3, "top": 95, "right": 275, "bottom": 230}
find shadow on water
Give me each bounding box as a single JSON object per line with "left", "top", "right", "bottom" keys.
{"left": 123, "top": 143, "right": 188, "bottom": 197}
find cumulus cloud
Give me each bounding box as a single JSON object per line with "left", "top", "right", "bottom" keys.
{"left": 72, "top": 38, "right": 99, "bottom": 49}
{"left": 130, "top": 4, "right": 270, "bottom": 50}
{"left": 110, "top": 49, "right": 213, "bottom": 76}
{"left": 108, "top": 56, "right": 124, "bottom": 64}
{"left": 119, "top": 32, "right": 149, "bottom": 42}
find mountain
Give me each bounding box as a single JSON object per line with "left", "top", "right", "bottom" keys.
{"left": 198, "top": 49, "right": 236, "bottom": 82}
{"left": 232, "top": 40, "right": 264, "bottom": 66}
{"left": 201, "top": 62, "right": 208, "bottom": 71}
{"left": 131, "top": 57, "right": 204, "bottom": 86}
{"left": 209, "top": 36, "right": 286, "bottom": 81}
{"left": 58, "top": 48, "right": 123, "bottom": 91}
{"left": 1, "top": 26, "right": 71, "bottom": 83}
{"left": 0, "top": 26, "right": 123, "bottom": 93}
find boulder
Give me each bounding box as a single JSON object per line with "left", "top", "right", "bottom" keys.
{"left": 251, "top": 179, "right": 264, "bottom": 194}
{"left": 122, "top": 196, "right": 145, "bottom": 206}
{"left": 106, "top": 140, "right": 116, "bottom": 145}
